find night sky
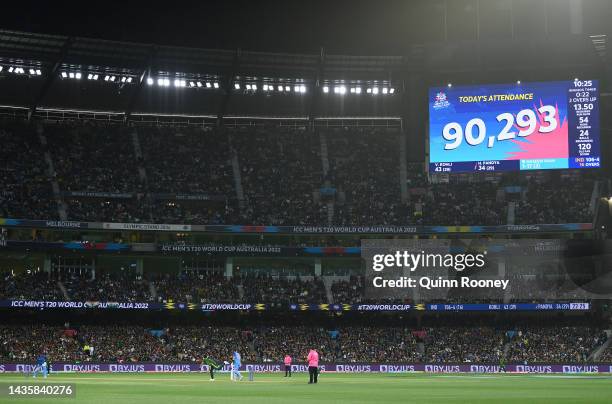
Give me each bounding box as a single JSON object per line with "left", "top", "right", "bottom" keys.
{"left": 1, "top": 0, "right": 611, "bottom": 55}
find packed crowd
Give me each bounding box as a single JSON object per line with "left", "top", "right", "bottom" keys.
{"left": 61, "top": 271, "right": 151, "bottom": 302}
{"left": 0, "top": 325, "right": 607, "bottom": 364}
{"left": 152, "top": 272, "right": 240, "bottom": 303}
{"left": 329, "top": 128, "right": 405, "bottom": 226}
{"left": 424, "top": 327, "right": 505, "bottom": 363}
{"left": 0, "top": 122, "right": 59, "bottom": 220}
{"left": 0, "top": 120, "right": 598, "bottom": 226}
{"left": 0, "top": 271, "right": 64, "bottom": 301}
{"left": 233, "top": 127, "right": 327, "bottom": 225}
{"left": 1, "top": 269, "right": 598, "bottom": 305}
{"left": 241, "top": 275, "right": 327, "bottom": 306}
{"left": 505, "top": 327, "right": 606, "bottom": 363}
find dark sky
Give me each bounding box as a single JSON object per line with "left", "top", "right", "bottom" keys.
{"left": 1, "top": 0, "right": 611, "bottom": 55}
{"left": 0, "top": 0, "right": 421, "bottom": 55}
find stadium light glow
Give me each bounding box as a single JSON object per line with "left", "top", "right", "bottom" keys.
{"left": 278, "top": 85, "right": 284, "bottom": 91}
{"left": 234, "top": 83, "right": 241, "bottom": 90}
{"left": 322, "top": 86, "right": 329, "bottom": 93}
{"left": 205, "top": 82, "right": 212, "bottom": 88}
{"left": 213, "top": 82, "right": 219, "bottom": 88}
{"left": 147, "top": 77, "right": 154, "bottom": 85}
{"left": 516, "top": 80, "right": 521, "bottom": 84}
{"left": 263, "top": 84, "right": 269, "bottom": 91}
{"left": 8, "top": 67, "right": 14, "bottom": 73}
{"left": 382, "top": 87, "right": 388, "bottom": 94}
{"left": 189, "top": 81, "right": 195, "bottom": 87}
{"left": 356, "top": 87, "right": 362, "bottom": 94}
{"left": 295, "top": 85, "right": 300, "bottom": 92}
{"left": 29, "top": 68, "right": 36, "bottom": 75}
{"left": 252, "top": 84, "right": 257, "bottom": 90}
{"left": 350, "top": 87, "right": 355, "bottom": 94}
{"left": 0, "top": 66, "right": 3, "bottom": 72}
{"left": 126, "top": 77, "right": 133, "bottom": 83}
{"left": 447, "top": 83, "right": 452, "bottom": 88}
{"left": 61, "top": 71, "right": 67, "bottom": 78}
{"left": 75, "top": 72, "right": 82, "bottom": 79}
{"left": 300, "top": 85, "right": 306, "bottom": 93}
{"left": 372, "top": 87, "right": 379, "bottom": 95}
{"left": 389, "top": 88, "right": 394, "bottom": 94}
{"left": 285, "top": 86, "right": 290, "bottom": 92}
{"left": 68, "top": 72, "right": 75, "bottom": 79}
{"left": 196, "top": 81, "right": 203, "bottom": 87}
{"left": 246, "top": 84, "right": 252, "bottom": 90}
{"left": 366, "top": 88, "right": 372, "bottom": 94}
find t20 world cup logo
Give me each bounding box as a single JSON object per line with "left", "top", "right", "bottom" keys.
{"left": 433, "top": 92, "right": 450, "bottom": 110}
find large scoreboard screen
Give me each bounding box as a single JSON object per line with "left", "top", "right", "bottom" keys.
{"left": 428, "top": 80, "right": 600, "bottom": 173}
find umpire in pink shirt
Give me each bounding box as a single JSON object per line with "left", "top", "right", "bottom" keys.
{"left": 307, "top": 348, "right": 319, "bottom": 384}
{"left": 284, "top": 354, "right": 292, "bottom": 377}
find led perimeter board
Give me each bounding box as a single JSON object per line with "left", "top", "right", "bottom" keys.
{"left": 428, "top": 79, "right": 600, "bottom": 173}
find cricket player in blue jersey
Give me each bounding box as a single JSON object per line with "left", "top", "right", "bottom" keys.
{"left": 231, "top": 351, "right": 243, "bottom": 381}
{"left": 32, "top": 354, "right": 48, "bottom": 378}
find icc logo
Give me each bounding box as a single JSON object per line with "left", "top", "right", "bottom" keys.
{"left": 433, "top": 92, "right": 450, "bottom": 110}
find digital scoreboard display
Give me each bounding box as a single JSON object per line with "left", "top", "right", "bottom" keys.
{"left": 428, "top": 80, "right": 600, "bottom": 173}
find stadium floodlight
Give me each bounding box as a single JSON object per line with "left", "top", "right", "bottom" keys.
{"left": 69, "top": 72, "right": 75, "bottom": 79}
{"left": 285, "top": 86, "right": 290, "bottom": 92}
{"left": 447, "top": 83, "right": 452, "bottom": 88}
{"left": 263, "top": 84, "right": 269, "bottom": 91}
{"left": 0, "top": 66, "right": 3, "bottom": 72}
{"left": 252, "top": 84, "right": 257, "bottom": 90}
{"left": 36, "top": 69, "right": 42, "bottom": 75}
{"left": 147, "top": 77, "right": 154, "bottom": 85}
{"left": 366, "top": 88, "right": 372, "bottom": 94}
{"left": 355, "top": 87, "right": 362, "bottom": 94}
{"left": 350, "top": 87, "right": 355, "bottom": 94}
{"left": 339, "top": 86, "right": 347, "bottom": 95}
{"left": 516, "top": 80, "right": 521, "bottom": 84}
{"left": 213, "top": 82, "right": 219, "bottom": 88}
{"left": 126, "top": 77, "right": 133, "bottom": 83}
{"left": 8, "top": 67, "right": 14, "bottom": 73}
{"left": 14, "top": 67, "right": 24, "bottom": 74}
{"left": 75, "top": 72, "right": 82, "bottom": 79}
{"left": 322, "top": 86, "right": 329, "bottom": 93}
{"left": 372, "top": 87, "right": 379, "bottom": 94}
{"left": 278, "top": 85, "right": 284, "bottom": 91}
{"left": 382, "top": 87, "right": 388, "bottom": 94}
{"left": 109, "top": 75, "right": 116, "bottom": 82}
{"left": 295, "top": 85, "right": 300, "bottom": 93}
{"left": 389, "top": 88, "right": 395, "bottom": 94}
{"left": 189, "top": 81, "right": 195, "bottom": 87}
{"left": 87, "top": 73, "right": 93, "bottom": 80}
{"left": 121, "top": 77, "right": 127, "bottom": 83}
{"left": 104, "top": 75, "right": 110, "bottom": 81}
{"left": 300, "top": 85, "right": 306, "bottom": 93}
{"left": 29, "top": 68, "right": 36, "bottom": 75}
{"left": 196, "top": 81, "right": 203, "bottom": 87}
{"left": 206, "top": 82, "right": 212, "bottom": 88}
{"left": 246, "top": 84, "right": 252, "bottom": 90}
{"left": 333, "top": 86, "right": 340, "bottom": 94}
{"left": 234, "top": 83, "right": 241, "bottom": 90}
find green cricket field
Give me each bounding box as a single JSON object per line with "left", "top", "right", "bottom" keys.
{"left": 0, "top": 372, "right": 611, "bottom": 403}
